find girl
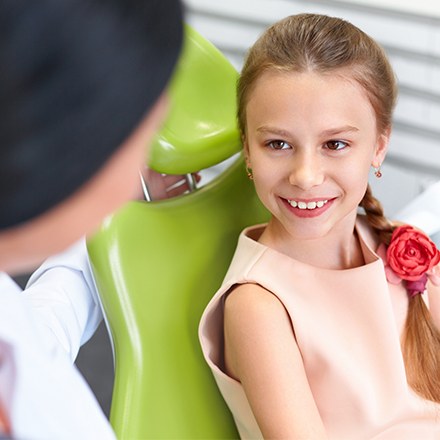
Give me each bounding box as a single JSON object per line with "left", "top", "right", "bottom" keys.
{"left": 199, "top": 13, "right": 440, "bottom": 439}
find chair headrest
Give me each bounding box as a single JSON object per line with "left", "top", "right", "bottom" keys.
{"left": 148, "top": 25, "right": 240, "bottom": 174}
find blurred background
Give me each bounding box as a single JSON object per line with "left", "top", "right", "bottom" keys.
{"left": 19, "top": 0, "right": 440, "bottom": 418}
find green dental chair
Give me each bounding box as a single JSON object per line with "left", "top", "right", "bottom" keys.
{"left": 87, "top": 26, "right": 269, "bottom": 439}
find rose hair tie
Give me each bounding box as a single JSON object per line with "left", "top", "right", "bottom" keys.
{"left": 380, "top": 225, "right": 440, "bottom": 297}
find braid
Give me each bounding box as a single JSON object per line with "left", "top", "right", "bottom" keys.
{"left": 361, "top": 185, "right": 440, "bottom": 403}
{"left": 403, "top": 297, "right": 440, "bottom": 403}
{"left": 359, "top": 184, "right": 395, "bottom": 244}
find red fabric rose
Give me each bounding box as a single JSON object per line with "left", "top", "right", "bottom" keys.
{"left": 386, "top": 225, "right": 440, "bottom": 283}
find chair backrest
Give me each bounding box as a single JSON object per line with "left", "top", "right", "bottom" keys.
{"left": 87, "top": 25, "right": 269, "bottom": 439}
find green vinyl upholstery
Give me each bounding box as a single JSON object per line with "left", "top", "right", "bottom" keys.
{"left": 148, "top": 24, "right": 241, "bottom": 175}
{"left": 87, "top": 25, "right": 269, "bottom": 439}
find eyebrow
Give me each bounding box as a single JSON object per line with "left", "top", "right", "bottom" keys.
{"left": 320, "top": 126, "right": 359, "bottom": 137}
{"left": 256, "top": 127, "right": 293, "bottom": 137}
{"left": 256, "top": 125, "right": 359, "bottom": 137}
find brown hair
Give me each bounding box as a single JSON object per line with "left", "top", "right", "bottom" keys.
{"left": 360, "top": 187, "right": 440, "bottom": 403}
{"left": 237, "top": 13, "right": 440, "bottom": 403}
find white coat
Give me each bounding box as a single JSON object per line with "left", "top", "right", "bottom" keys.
{"left": 0, "top": 271, "right": 115, "bottom": 440}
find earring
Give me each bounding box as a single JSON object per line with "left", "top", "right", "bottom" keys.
{"left": 246, "top": 166, "right": 253, "bottom": 180}
{"left": 374, "top": 165, "right": 382, "bottom": 178}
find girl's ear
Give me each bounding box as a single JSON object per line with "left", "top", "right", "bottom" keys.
{"left": 372, "top": 128, "right": 390, "bottom": 168}
{"left": 242, "top": 136, "right": 251, "bottom": 168}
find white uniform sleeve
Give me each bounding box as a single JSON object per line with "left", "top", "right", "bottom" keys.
{"left": 0, "top": 273, "right": 115, "bottom": 440}
{"left": 23, "top": 237, "right": 103, "bottom": 363}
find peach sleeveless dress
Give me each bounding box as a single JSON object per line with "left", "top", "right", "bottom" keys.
{"left": 199, "top": 216, "right": 440, "bottom": 439}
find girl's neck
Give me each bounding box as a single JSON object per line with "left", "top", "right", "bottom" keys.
{"left": 259, "top": 213, "right": 365, "bottom": 270}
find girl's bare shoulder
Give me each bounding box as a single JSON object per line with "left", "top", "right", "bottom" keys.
{"left": 225, "top": 282, "right": 286, "bottom": 319}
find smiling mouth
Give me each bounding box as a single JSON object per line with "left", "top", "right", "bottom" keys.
{"left": 287, "top": 199, "right": 329, "bottom": 210}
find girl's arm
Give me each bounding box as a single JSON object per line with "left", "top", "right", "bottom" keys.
{"left": 224, "top": 283, "right": 327, "bottom": 439}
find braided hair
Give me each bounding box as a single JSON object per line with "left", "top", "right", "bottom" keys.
{"left": 360, "top": 186, "right": 440, "bottom": 402}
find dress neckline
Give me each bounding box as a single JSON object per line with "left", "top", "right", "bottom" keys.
{"left": 241, "top": 216, "right": 382, "bottom": 273}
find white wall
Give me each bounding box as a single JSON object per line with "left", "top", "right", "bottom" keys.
{"left": 183, "top": 0, "right": 440, "bottom": 217}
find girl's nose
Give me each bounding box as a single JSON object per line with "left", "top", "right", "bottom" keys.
{"left": 288, "top": 152, "right": 324, "bottom": 190}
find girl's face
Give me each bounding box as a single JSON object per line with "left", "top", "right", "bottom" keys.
{"left": 244, "top": 70, "right": 388, "bottom": 243}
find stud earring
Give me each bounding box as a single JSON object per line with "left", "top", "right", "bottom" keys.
{"left": 374, "top": 165, "right": 382, "bottom": 178}
{"left": 246, "top": 166, "right": 253, "bottom": 180}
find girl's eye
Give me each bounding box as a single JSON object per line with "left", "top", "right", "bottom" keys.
{"left": 325, "top": 140, "right": 348, "bottom": 151}
{"left": 267, "top": 140, "right": 291, "bottom": 150}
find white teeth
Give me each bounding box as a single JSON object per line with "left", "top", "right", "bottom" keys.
{"left": 288, "top": 199, "right": 328, "bottom": 210}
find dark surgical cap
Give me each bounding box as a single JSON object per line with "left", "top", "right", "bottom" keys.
{"left": 0, "top": 0, "right": 183, "bottom": 229}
